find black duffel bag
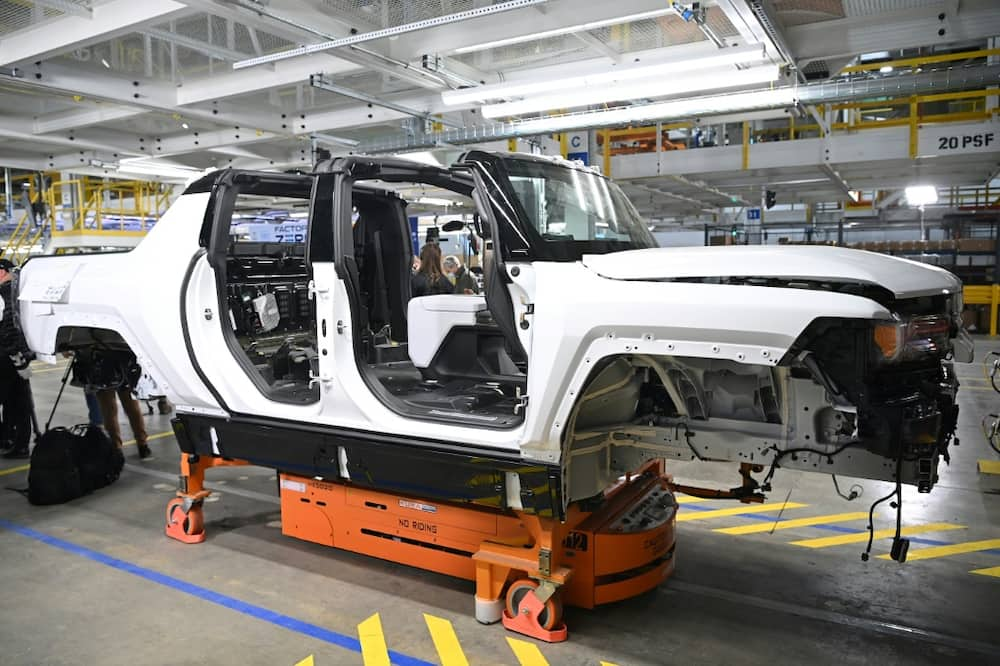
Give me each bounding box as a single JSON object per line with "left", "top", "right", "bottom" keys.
{"left": 25, "top": 358, "right": 126, "bottom": 505}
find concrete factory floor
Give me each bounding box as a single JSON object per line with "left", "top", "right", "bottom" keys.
{"left": 1, "top": 341, "right": 999, "bottom": 666}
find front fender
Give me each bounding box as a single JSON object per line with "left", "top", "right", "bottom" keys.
{"left": 518, "top": 262, "right": 892, "bottom": 462}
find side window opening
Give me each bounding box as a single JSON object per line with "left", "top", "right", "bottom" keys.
{"left": 216, "top": 174, "right": 318, "bottom": 404}
{"left": 345, "top": 178, "right": 526, "bottom": 429}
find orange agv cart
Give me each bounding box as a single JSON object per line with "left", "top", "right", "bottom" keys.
{"left": 166, "top": 455, "right": 676, "bottom": 642}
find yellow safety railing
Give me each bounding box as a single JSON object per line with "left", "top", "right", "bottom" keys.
{"left": 964, "top": 285, "right": 1000, "bottom": 337}
{"left": 599, "top": 87, "right": 998, "bottom": 178}
{"left": 947, "top": 185, "right": 1000, "bottom": 209}
{"left": 1, "top": 173, "right": 172, "bottom": 262}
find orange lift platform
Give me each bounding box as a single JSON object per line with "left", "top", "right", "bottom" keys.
{"left": 165, "top": 455, "right": 677, "bottom": 642}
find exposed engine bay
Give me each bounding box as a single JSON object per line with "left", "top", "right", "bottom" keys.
{"left": 562, "top": 292, "right": 966, "bottom": 505}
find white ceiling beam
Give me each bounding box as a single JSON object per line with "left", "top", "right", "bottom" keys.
{"left": 787, "top": 0, "right": 1000, "bottom": 62}
{"left": 175, "top": 54, "right": 359, "bottom": 105}
{"left": 33, "top": 104, "right": 146, "bottom": 134}
{"left": 7, "top": 61, "right": 288, "bottom": 133}
{"left": 0, "top": 0, "right": 190, "bottom": 67}
{"left": 0, "top": 121, "right": 143, "bottom": 156}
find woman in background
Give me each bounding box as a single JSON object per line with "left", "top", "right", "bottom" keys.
{"left": 411, "top": 243, "right": 452, "bottom": 296}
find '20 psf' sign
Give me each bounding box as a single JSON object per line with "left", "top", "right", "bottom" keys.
{"left": 936, "top": 132, "right": 994, "bottom": 151}
{"left": 919, "top": 124, "right": 996, "bottom": 157}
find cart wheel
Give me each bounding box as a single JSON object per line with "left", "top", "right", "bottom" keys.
{"left": 166, "top": 498, "right": 203, "bottom": 536}
{"left": 505, "top": 580, "right": 563, "bottom": 631}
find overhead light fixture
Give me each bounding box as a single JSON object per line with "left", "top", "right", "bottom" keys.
{"left": 118, "top": 157, "right": 204, "bottom": 180}
{"left": 481, "top": 64, "right": 779, "bottom": 118}
{"left": 416, "top": 196, "right": 458, "bottom": 206}
{"left": 879, "top": 65, "right": 893, "bottom": 73}
{"left": 312, "top": 132, "right": 361, "bottom": 148}
{"left": 905, "top": 185, "right": 938, "bottom": 207}
{"left": 509, "top": 87, "right": 797, "bottom": 134}
{"left": 181, "top": 122, "right": 190, "bottom": 129}
{"left": 443, "top": 44, "right": 767, "bottom": 105}
{"left": 451, "top": 8, "right": 675, "bottom": 55}
{"left": 100, "top": 58, "right": 111, "bottom": 69}
{"left": 396, "top": 151, "right": 444, "bottom": 167}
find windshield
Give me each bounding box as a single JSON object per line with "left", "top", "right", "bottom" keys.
{"left": 501, "top": 157, "right": 657, "bottom": 257}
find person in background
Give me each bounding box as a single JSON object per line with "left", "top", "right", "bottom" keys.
{"left": 0, "top": 258, "right": 35, "bottom": 459}
{"left": 73, "top": 346, "right": 151, "bottom": 459}
{"left": 411, "top": 243, "right": 452, "bottom": 296}
{"left": 443, "top": 255, "right": 479, "bottom": 295}
{"left": 85, "top": 391, "right": 103, "bottom": 427}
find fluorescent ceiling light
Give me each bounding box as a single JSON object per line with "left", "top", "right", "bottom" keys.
{"left": 452, "top": 8, "right": 674, "bottom": 55}
{"left": 443, "top": 44, "right": 767, "bottom": 105}
{"left": 879, "top": 65, "right": 893, "bottom": 73}
{"left": 510, "top": 87, "right": 797, "bottom": 134}
{"left": 117, "top": 158, "right": 203, "bottom": 180}
{"left": 416, "top": 196, "right": 460, "bottom": 206}
{"left": 905, "top": 185, "right": 938, "bottom": 207}
{"left": 396, "top": 151, "right": 444, "bottom": 167}
{"left": 482, "top": 64, "right": 779, "bottom": 118}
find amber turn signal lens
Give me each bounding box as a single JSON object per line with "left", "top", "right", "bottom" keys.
{"left": 873, "top": 323, "right": 901, "bottom": 359}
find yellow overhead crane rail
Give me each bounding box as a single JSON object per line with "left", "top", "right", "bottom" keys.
{"left": 1, "top": 174, "right": 172, "bottom": 262}
{"left": 840, "top": 47, "right": 1000, "bottom": 74}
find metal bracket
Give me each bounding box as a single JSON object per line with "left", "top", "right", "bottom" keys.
{"left": 538, "top": 548, "right": 552, "bottom": 577}
{"left": 307, "top": 279, "right": 328, "bottom": 301}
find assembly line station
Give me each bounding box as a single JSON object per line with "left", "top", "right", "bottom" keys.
{"left": 2, "top": 1, "right": 1000, "bottom": 665}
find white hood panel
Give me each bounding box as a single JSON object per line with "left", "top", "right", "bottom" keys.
{"left": 582, "top": 245, "right": 962, "bottom": 299}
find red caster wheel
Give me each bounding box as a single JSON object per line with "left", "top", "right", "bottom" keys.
{"left": 502, "top": 579, "right": 567, "bottom": 642}
{"left": 165, "top": 497, "right": 206, "bottom": 544}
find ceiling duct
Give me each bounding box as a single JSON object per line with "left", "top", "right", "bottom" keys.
{"left": 355, "top": 64, "right": 1000, "bottom": 153}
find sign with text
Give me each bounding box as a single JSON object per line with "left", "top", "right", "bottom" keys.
{"left": 918, "top": 123, "right": 997, "bottom": 158}
{"left": 566, "top": 131, "right": 589, "bottom": 165}
{"left": 746, "top": 207, "right": 761, "bottom": 221}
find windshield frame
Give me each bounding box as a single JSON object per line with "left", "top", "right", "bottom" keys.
{"left": 461, "top": 151, "right": 657, "bottom": 262}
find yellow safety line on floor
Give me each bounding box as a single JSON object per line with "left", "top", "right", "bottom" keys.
{"left": 293, "top": 656, "right": 314, "bottom": 666}
{"left": 357, "top": 613, "right": 390, "bottom": 666}
{"left": 675, "top": 502, "right": 808, "bottom": 522}
{"left": 970, "top": 565, "right": 1000, "bottom": 578}
{"left": 423, "top": 614, "right": 469, "bottom": 666}
{"left": 506, "top": 638, "right": 549, "bottom": 666}
{"left": 715, "top": 512, "right": 870, "bottom": 535}
{"left": 879, "top": 538, "right": 1000, "bottom": 562}
{"left": 601, "top": 661, "right": 621, "bottom": 666}
{"left": 0, "top": 430, "right": 175, "bottom": 477}
{"left": 790, "top": 523, "right": 965, "bottom": 548}
{"left": 978, "top": 459, "right": 1000, "bottom": 475}
{"left": 675, "top": 496, "right": 711, "bottom": 504}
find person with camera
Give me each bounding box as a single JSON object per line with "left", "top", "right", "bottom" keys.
{"left": 0, "top": 258, "right": 35, "bottom": 459}
{"left": 71, "top": 348, "right": 151, "bottom": 459}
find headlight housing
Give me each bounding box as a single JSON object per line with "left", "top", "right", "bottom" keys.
{"left": 873, "top": 315, "right": 951, "bottom": 363}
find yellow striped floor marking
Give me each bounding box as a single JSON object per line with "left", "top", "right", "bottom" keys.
{"left": 675, "top": 495, "right": 711, "bottom": 504}
{"left": 506, "top": 637, "right": 549, "bottom": 666}
{"left": 676, "top": 502, "right": 808, "bottom": 522}
{"left": 790, "top": 523, "right": 965, "bottom": 548}
{"left": 294, "top": 656, "right": 314, "bottom": 666}
{"left": 978, "top": 459, "right": 1000, "bottom": 475}
{"left": 715, "top": 511, "right": 869, "bottom": 535}
{"left": 601, "top": 662, "right": 621, "bottom": 666}
{"left": 423, "top": 614, "right": 469, "bottom": 666}
{"left": 970, "top": 565, "right": 1000, "bottom": 578}
{"left": 358, "top": 613, "right": 390, "bottom": 666}
{"left": 0, "top": 430, "right": 174, "bottom": 477}
{"left": 879, "top": 538, "right": 1000, "bottom": 562}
